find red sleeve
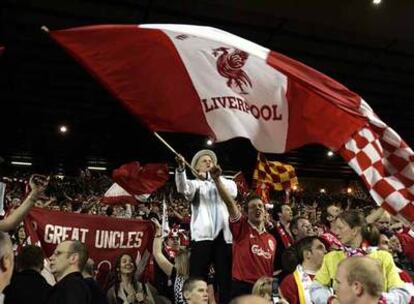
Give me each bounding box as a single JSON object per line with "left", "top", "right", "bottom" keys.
{"left": 279, "top": 274, "right": 299, "bottom": 304}
{"left": 397, "top": 232, "right": 414, "bottom": 266}
{"left": 399, "top": 270, "right": 413, "bottom": 283}
{"left": 229, "top": 214, "right": 246, "bottom": 242}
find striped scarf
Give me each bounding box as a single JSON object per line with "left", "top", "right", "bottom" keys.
{"left": 293, "top": 265, "right": 314, "bottom": 304}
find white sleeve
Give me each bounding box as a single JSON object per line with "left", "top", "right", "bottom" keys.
{"left": 382, "top": 287, "right": 411, "bottom": 304}
{"left": 175, "top": 169, "right": 197, "bottom": 201}
{"left": 310, "top": 281, "right": 333, "bottom": 304}
{"left": 220, "top": 177, "right": 238, "bottom": 198}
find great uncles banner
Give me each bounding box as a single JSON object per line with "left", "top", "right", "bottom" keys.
{"left": 24, "top": 208, "right": 155, "bottom": 275}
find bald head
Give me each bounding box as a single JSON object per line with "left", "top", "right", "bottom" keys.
{"left": 229, "top": 295, "right": 269, "bottom": 304}
{"left": 336, "top": 256, "right": 384, "bottom": 304}
{"left": 0, "top": 231, "right": 14, "bottom": 292}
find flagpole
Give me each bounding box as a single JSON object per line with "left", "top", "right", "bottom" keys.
{"left": 153, "top": 132, "right": 200, "bottom": 177}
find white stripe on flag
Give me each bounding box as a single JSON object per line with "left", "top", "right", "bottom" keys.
{"left": 155, "top": 26, "right": 289, "bottom": 152}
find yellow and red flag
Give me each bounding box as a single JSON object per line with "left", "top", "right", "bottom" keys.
{"left": 252, "top": 153, "right": 298, "bottom": 191}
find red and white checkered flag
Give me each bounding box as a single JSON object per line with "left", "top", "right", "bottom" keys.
{"left": 339, "top": 100, "right": 414, "bottom": 223}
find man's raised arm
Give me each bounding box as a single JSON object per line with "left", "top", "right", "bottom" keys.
{"left": 210, "top": 166, "right": 240, "bottom": 219}
{"left": 0, "top": 174, "right": 48, "bottom": 232}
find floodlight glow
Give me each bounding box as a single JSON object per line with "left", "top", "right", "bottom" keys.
{"left": 11, "top": 161, "right": 32, "bottom": 166}
{"left": 87, "top": 166, "right": 107, "bottom": 171}
{"left": 59, "top": 125, "right": 68, "bottom": 133}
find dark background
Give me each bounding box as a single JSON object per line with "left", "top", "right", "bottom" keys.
{"left": 1, "top": 0, "right": 413, "bottom": 181}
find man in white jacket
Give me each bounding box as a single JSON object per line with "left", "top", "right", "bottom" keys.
{"left": 176, "top": 150, "right": 237, "bottom": 304}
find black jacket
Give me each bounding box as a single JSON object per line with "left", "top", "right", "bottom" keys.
{"left": 84, "top": 277, "right": 109, "bottom": 304}
{"left": 4, "top": 269, "right": 52, "bottom": 304}
{"left": 46, "top": 271, "right": 91, "bottom": 304}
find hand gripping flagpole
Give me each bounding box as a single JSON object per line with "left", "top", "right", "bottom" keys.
{"left": 153, "top": 132, "right": 201, "bottom": 178}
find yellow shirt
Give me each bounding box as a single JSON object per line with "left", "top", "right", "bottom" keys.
{"left": 314, "top": 250, "right": 403, "bottom": 291}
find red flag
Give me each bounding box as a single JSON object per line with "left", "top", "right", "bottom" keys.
{"left": 0, "top": 46, "right": 4, "bottom": 56}
{"left": 233, "top": 171, "right": 250, "bottom": 199}
{"left": 255, "top": 182, "right": 270, "bottom": 204}
{"left": 47, "top": 24, "right": 365, "bottom": 153}
{"left": 112, "top": 162, "right": 169, "bottom": 196}
{"left": 24, "top": 207, "right": 154, "bottom": 286}
{"left": 338, "top": 101, "right": 414, "bottom": 223}
{"left": 47, "top": 24, "right": 414, "bottom": 223}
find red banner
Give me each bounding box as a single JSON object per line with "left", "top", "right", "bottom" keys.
{"left": 24, "top": 208, "right": 155, "bottom": 274}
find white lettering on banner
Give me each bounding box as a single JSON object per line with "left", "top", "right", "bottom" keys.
{"left": 251, "top": 244, "right": 272, "bottom": 260}
{"left": 44, "top": 224, "right": 89, "bottom": 243}
{"left": 201, "top": 96, "right": 282, "bottom": 121}
{"left": 95, "top": 230, "right": 143, "bottom": 249}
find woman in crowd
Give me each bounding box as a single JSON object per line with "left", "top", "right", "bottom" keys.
{"left": 12, "top": 225, "right": 29, "bottom": 255}
{"left": 310, "top": 210, "right": 410, "bottom": 304}
{"left": 252, "top": 277, "right": 273, "bottom": 302}
{"left": 151, "top": 218, "right": 190, "bottom": 304}
{"left": 107, "top": 253, "right": 153, "bottom": 304}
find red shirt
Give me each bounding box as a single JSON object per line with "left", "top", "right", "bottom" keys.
{"left": 279, "top": 272, "right": 315, "bottom": 304}
{"left": 230, "top": 214, "right": 276, "bottom": 283}
{"left": 396, "top": 230, "right": 414, "bottom": 266}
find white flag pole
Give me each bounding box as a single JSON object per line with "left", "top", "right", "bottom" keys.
{"left": 161, "top": 194, "right": 170, "bottom": 237}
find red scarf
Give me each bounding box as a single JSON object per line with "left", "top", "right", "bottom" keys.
{"left": 320, "top": 231, "right": 342, "bottom": 250}
{"left": 276, "top": 221, "right": 293, "bottom": 248}
{"left": 164, "top": 245, "right": 177, "bottom": 259}
{"left": 343, "top": 240, "right": 370, "bottom": 257}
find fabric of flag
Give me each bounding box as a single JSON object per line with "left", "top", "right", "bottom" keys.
{"left": 102, "top": 183, "right": 137, "bottom": 205}
{"left": 46, "top": 24, "right": 414, "bottom": 223}
{"left": 112, "top": 161, "right": 169, "bottom": 196}
{"left": 232, "top": 171, "right": 250, "bottom": 199}
{"left": 252, "top": 153, "right": 298, "bottom": 191}
{"left": 339, "top": 100, "right": 414, "bottom": 223}
{"left": 47, "top": 24, "right": 366, "bottom": 153}
{"left": 255, "top": 182, "right": 271, "bottom": 204}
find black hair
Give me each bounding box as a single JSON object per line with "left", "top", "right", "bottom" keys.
{"left": 17, "top": 245, "right": 44, "bottom": 271}
{"left": 290, "top": 216, "right": 309, "bottom": 234}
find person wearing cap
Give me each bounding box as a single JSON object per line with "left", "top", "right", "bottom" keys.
{"left": 176, "top": 150, "right": 237, "bottom": 304}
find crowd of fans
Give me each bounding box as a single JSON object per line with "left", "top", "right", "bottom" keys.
{"left": 0, "top": 150, "right": 413, "bottom": 304}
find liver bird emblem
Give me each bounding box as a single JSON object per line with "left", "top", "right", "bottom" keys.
{"left": 212, "top": 47, "right": 252, "bottom": 94}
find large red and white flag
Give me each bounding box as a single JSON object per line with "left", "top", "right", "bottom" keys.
{"left": 47, "top": 24, "right": 414, "bottom": 223}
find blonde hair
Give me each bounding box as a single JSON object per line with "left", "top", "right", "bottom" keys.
{"left": 339, "top": 256, "right": 384, "bottom": 297}
{"left": 175, "top": 247, "right": 190, "bottom": 277}
{"left": 252, "top": 276, "right": 272, "bottom": 299}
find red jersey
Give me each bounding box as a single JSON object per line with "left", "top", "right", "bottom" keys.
{"left": 230, "top": 214, "right": 276, "bottom": 283}
{"left": 396, "top": 230, "right": 414, "bottom": 266}
{"left": 279, "top": 272, "right": 315, "bottom": 304}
